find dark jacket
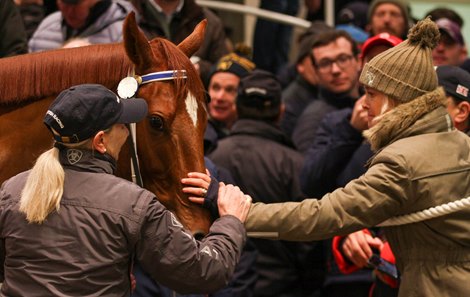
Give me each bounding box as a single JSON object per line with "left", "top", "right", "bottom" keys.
{"left": 280, "top": 76, "right": 318, "bottom": 138}
{"left": 0, "top": 0, "right": 28, "bottom": 57}
{"left": 301, "top": 108, "right": 370, "bottom": 197}
{"left": 133, "top": 0, "right": 228, "bottom": 83}
{"left": 292, "top": 87, "right": 357, "bottom": 154}
{"left": 0, "top": 149, "right": 246, "bottom": 296}
{"left": 210, "top": 119, "right": 325, "bottom": 297}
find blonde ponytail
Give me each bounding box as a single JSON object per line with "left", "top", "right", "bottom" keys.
{"left": 20, "top": 147, "right": 64, "bottom": 224}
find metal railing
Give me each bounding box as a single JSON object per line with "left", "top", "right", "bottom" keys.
{"left": 196, "top": 0, "right": 314, "bottom": 29}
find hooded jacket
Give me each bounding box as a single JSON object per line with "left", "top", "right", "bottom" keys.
{"left": 245, "top": 87, "right": 470, "bottom": 297}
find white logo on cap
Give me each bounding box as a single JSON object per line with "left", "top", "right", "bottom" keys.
{"left": 245, "top": 87, "right": 267, "bottom": 95}
{"left": 456, "top": 84, "right": 469, "bottom": 97}
{"left": 67, "top": 149, "right": 83, "bottom": 164}
{"left": 46, "top": 110, "right": 64, "bottom": 128}
{"left": 366, "top": 71, "right": 375, "bottom": 86}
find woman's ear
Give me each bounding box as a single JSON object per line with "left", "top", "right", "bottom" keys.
{"left": 454, "top": 101, "right": 470, "bottom": 125}
{"left": 92, "top": 131, "right": 107, "bottom": 154}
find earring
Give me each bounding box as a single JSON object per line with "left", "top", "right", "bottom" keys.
{"left": 103, "top": 148, "right": 107, "bottom": 153}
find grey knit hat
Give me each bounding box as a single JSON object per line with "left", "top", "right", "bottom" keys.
{"left": 359, "top": 17, "right": 440, "bottom": 103}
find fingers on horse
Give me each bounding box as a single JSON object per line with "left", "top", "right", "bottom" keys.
{"left": 181, "top": 177, "right": 209, "bottom": 189}
{"left": 182, "top": 186, "right": 206, "bottom": 197}
{"left": 188, "top": 197, "right": 205, "bottom": 205}
{"left": 187, "top": 171, "right": 211, "bottom": 183}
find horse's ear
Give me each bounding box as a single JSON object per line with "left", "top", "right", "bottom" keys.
{"left": 178, "top": 19, "right": 207, "bottom": 58}
{"left": 123, "top": 12, "right": 153, "bottom": 67}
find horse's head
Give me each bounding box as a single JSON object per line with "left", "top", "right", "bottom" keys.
{"left": 117, "top": 13, "right": 211, "bottom": 238}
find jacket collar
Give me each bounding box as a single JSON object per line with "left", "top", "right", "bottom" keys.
{"left": 59, "top": 148, "right": 116, "bottom": 174}
{"left": 364, "top": 87, "right": 450, "bottom": 151}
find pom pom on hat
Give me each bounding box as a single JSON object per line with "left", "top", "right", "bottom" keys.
{"left": 407, "top": 16, "right": 440, "bottom": 49}
{"left": 359, "top": 17, "right": 440, "bottom": 103}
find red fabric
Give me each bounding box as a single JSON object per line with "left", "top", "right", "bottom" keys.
{"left": 377, "top": 242, "right": 399, "bottom": 288}
{"left": 331, "top": 229, "right": 372, "bottom": 274}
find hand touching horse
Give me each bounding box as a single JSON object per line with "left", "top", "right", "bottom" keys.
{"left": 0, "top": 13, "right": 211, "bottom": 237}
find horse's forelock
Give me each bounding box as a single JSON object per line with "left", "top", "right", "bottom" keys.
{"left": 157, "top": 39, "right": 205, "bottom": 104}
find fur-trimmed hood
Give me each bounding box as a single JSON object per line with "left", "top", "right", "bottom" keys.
{"left": 364, "top": 87, "right": 449, "bottom": 151}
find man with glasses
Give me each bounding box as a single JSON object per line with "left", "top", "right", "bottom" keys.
{"left": 291, "top": 30, "right": 361, "bottom": 154}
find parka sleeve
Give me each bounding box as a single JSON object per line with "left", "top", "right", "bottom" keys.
{"left": 136, "top": 197, "right": 246, "bottom": 294}
{"left": 246, "top": 152, "right": 410, "bottom": 241}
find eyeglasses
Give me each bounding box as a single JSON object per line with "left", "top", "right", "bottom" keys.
{"left": 313, "top": 54, "right": 354, "bottom": 73}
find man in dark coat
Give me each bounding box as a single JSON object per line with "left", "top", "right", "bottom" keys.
{"left": 210, "top": 70, "right": 325, "bottom": 297}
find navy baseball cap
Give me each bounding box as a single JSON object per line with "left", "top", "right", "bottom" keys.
{"left": 437, "top": 65, "right": 470, "bottom": 102}
{"left": 44, "top": 84, "right": 148, "bottom": 143}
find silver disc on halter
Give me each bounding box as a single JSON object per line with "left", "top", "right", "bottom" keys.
{"left": 117, "top": 76, "right": 139, "bottom": 99}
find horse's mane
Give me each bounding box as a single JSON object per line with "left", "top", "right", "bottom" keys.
{"left": 0, "top": 43, "right": 132, "bottom": 105}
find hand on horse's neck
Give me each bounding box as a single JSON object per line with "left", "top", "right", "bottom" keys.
{"left": 154, "top": 0, "right": 181, "bottom": 16}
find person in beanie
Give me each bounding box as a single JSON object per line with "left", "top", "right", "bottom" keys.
{"left": 194, "top": 17, "right": 470, "bottom": 296}
{"left": 366, "top": 0, "right": 411, "bottom": 39}
{"left": 204, "top": 45, "right": 256, "bottom": 154}
{"left": 0, "top": 84, "right": 251, "bottom": 296}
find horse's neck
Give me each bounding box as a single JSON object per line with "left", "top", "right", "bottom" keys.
{"left": 0, "top": 44, "right": 132, "bottom": 106}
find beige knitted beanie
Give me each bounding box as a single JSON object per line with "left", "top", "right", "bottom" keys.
{"left": 359, "top": 17, "right": 440, "bottom": 103}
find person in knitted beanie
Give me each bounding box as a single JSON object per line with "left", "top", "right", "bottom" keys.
{"left": 367, "top": 0, "right": 411, "bottom": 39}
{"left": 360, "top": 17, "right": 442, "bottom": 149}
{"left": 224, "top": 16, "right": 470, "bottom": 297}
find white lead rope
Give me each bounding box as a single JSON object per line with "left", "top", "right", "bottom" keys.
{"left": 247, "top": 196, "right": 470, "bottom": 238}
{"left": 377, "top": 196, "right": 470, "bottom": 227}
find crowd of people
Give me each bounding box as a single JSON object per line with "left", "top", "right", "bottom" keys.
{"left": 2, "top": 0, "right": 470, "bottom": 296}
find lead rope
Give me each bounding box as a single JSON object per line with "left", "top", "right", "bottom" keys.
{"left": 127, "top": 122, "right": 143, "bottom": 187}
{"left": 377, "top": 196, "right": 470, "bottom": 227}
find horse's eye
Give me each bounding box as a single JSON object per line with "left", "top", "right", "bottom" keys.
{"left": 149, "top": 116, "right": 164, "bottom": 131}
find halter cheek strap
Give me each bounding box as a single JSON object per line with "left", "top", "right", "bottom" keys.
{"left": 117, "top": 69, "right": 188, "bottom": 187}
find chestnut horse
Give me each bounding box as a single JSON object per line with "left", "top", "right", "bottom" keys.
{"left": 0, "top": 13, "right": 211, "bottom": 237}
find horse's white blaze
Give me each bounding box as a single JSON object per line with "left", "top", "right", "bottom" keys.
{"left": 185, "top": 91, "right": 198, "bottom": 127}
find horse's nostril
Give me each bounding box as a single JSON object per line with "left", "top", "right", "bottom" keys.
{"left": 193, "top": 231, "right": 206, "bottom": 241}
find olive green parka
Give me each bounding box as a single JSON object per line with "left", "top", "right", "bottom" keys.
{"left": 246, "top": 87, "right": 470, "bottom": 296}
